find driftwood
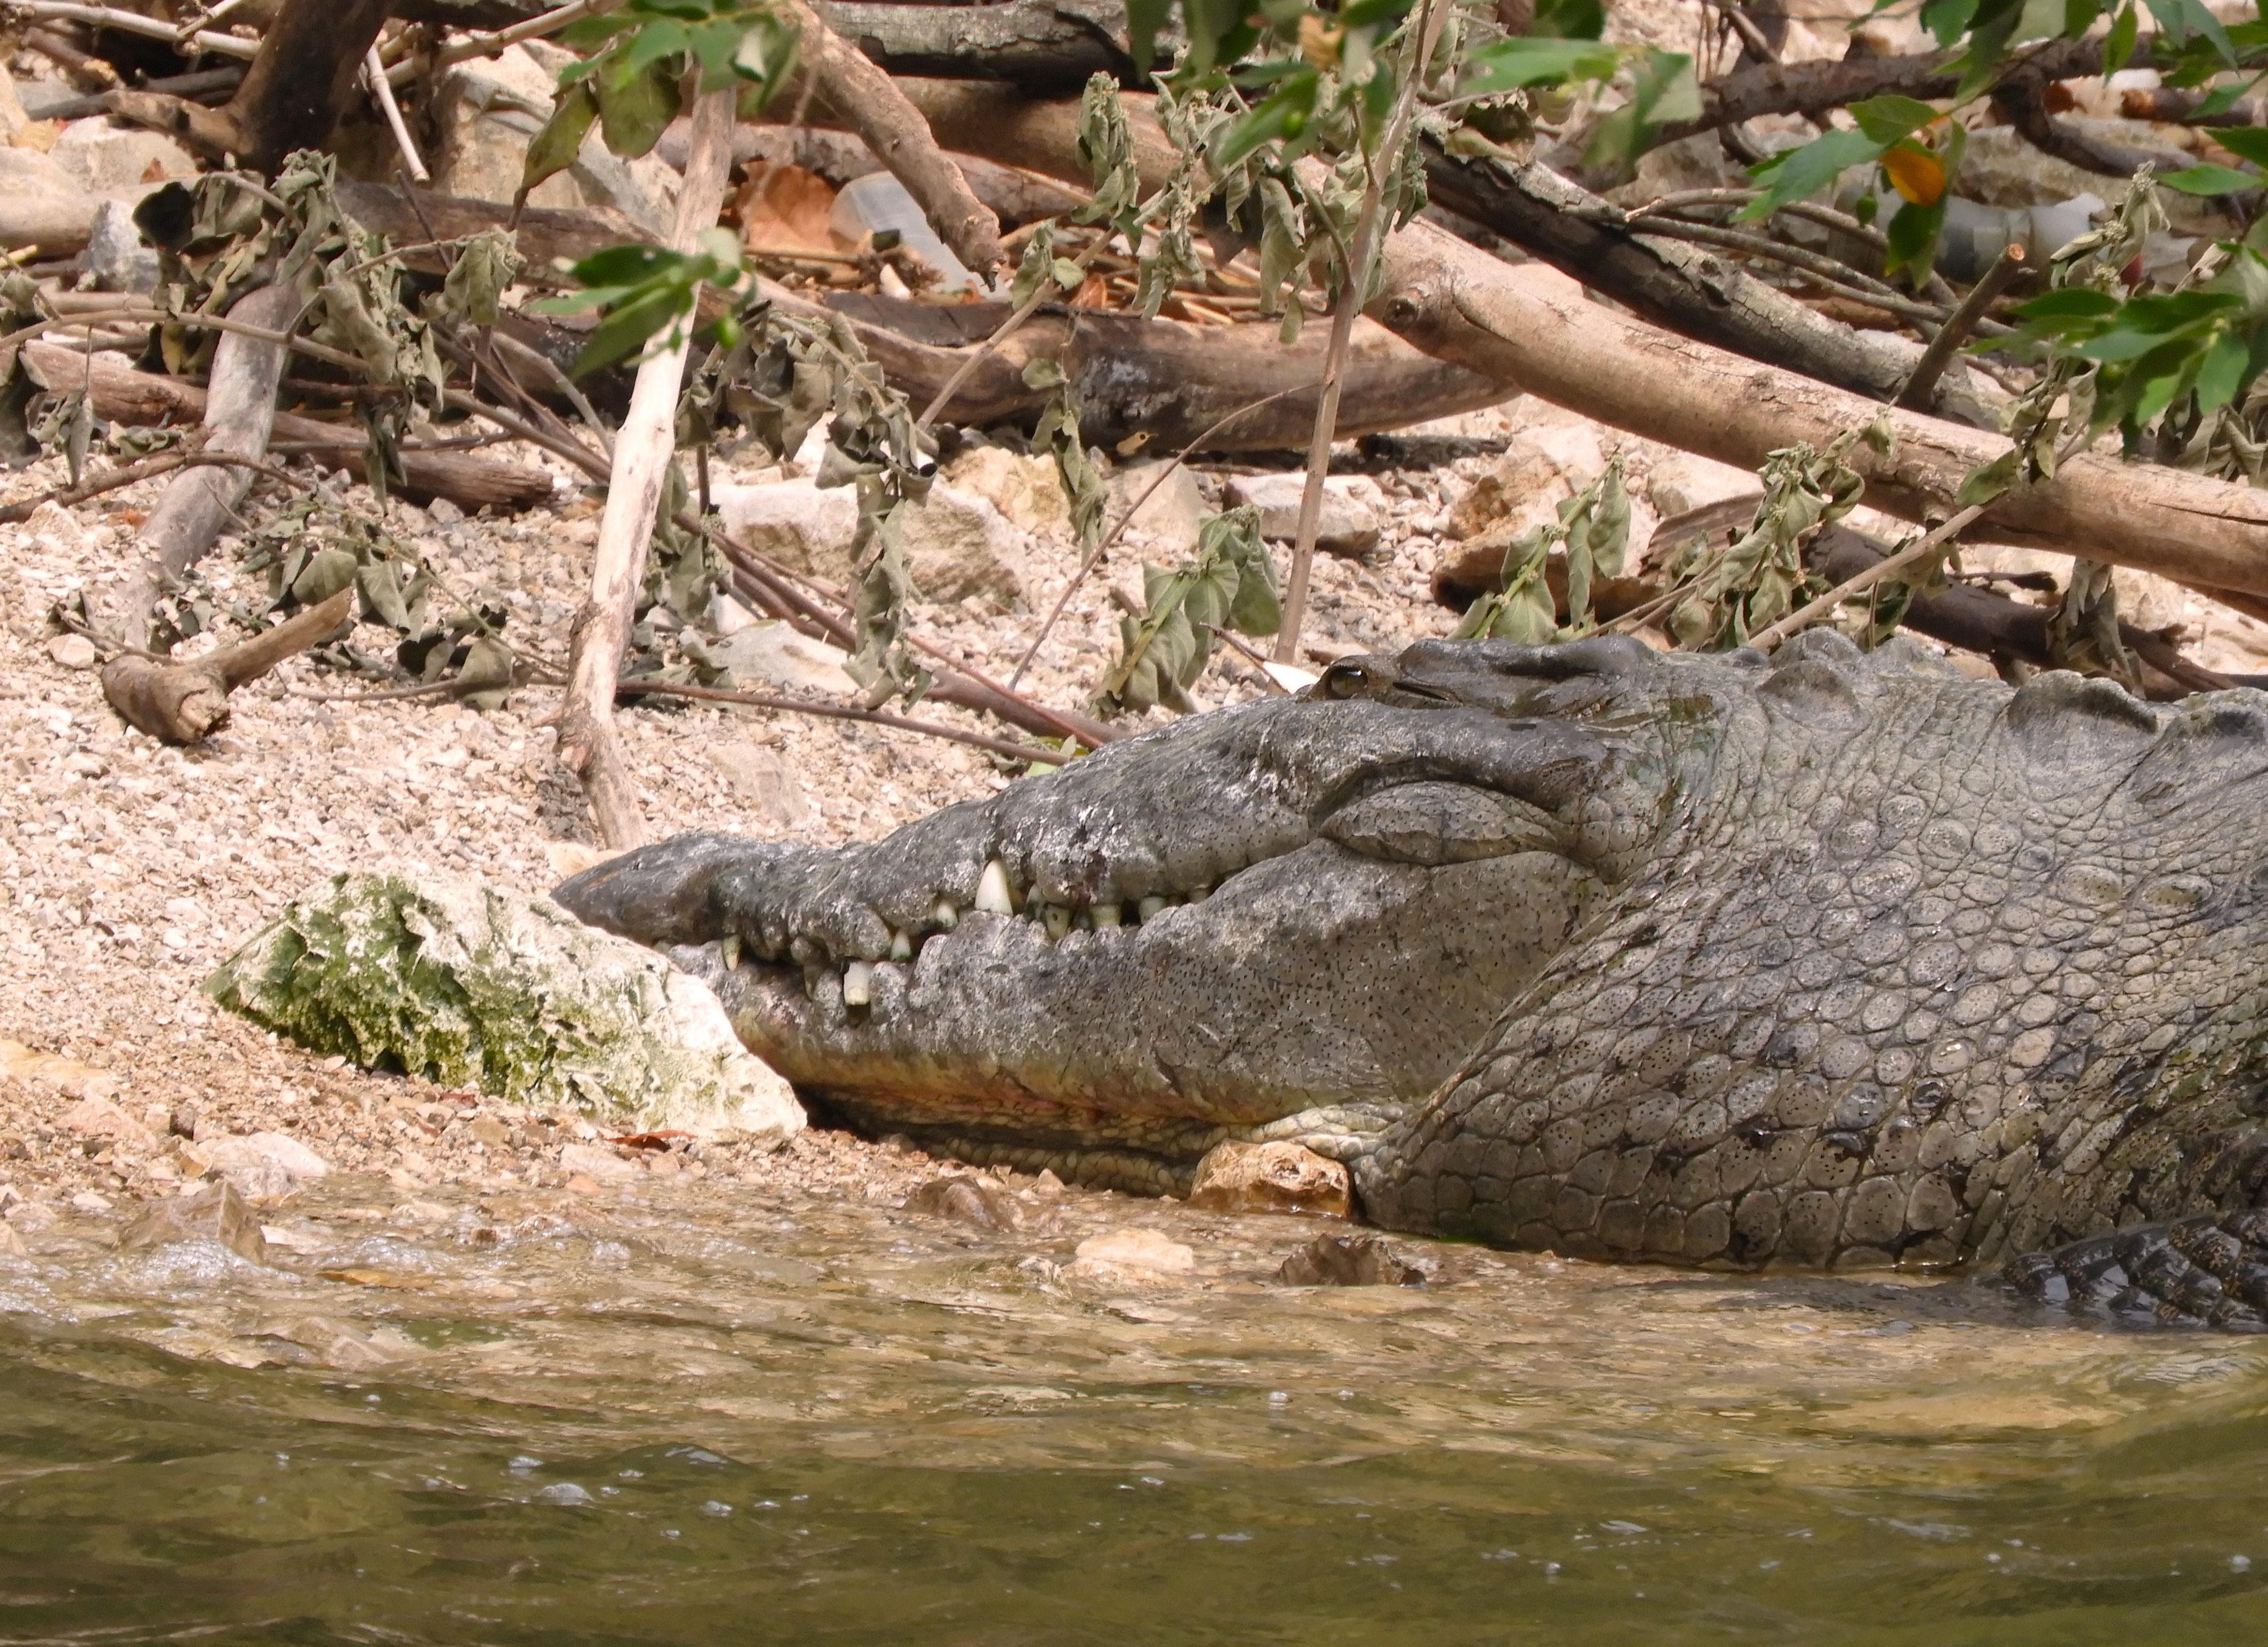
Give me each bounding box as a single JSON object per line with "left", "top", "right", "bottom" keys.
{"left": 100, "top": 587, "right": 355, "bottom": 743}
{"left": 333, "top": 184, "right": 646, "bottom": 285}
{"left": 84, "top": 282, "right": 300, "bottom": 651}
{"left": 1418, "top": 143, "right": 1991, "bottom": 427}
{"left": 559, "top": 90, "right": 738, "bottom": 852}
{"left": 1368, "top": 226, "right": 2268, "bottom": 600}
{"left": 782, "top": 288, "right": 1510, "bottom": 451}
{"left": 23, "top": 342, "right": 555, "bottom": 513}
{"left": 812, "top": 0, "right": 1155, "bottom": 92}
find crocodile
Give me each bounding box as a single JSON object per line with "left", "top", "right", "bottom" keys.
{"left": 556, "top": 632, "right": 2268, "bottom": 1327}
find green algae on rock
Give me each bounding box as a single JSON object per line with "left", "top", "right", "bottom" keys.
{"left": 205, "top": 873, "right": 803, "bottom": 1143}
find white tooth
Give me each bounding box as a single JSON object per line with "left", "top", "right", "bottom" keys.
{"left": 719, "top": 934, "right": 741, "bottom": 971}
{"left": 975, "top": 859, "right": 1014, "bottom": 916}
{"left": 1041, "top": 903, "right": 1072, "bottom": 940}
{"left": 842, "top": 961, "right": 874, "bottom": 1007}
{"left": 890, "top": 929, "right": 913, "bottom": 961}
{"left": 1186, "top": 885, "right": 1211, "bottom": 903}
{"left": 1136, "top": 895, "right": 1167, "bottom": 921}
{"left": 1090, "top": 903, "right": 1122, "bottom": 927}
{"left": 931, "top": 897, "right": 959, "bottom": 931}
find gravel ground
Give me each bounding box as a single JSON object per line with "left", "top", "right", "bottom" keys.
{"left": 3, "top": 388, "right": 2262, "bottom": 1244}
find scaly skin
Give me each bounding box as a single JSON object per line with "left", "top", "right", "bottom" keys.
{"left": 557, "top": 633, "right": 2268, "bottom": 1326}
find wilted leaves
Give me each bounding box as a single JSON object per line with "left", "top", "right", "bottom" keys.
{"left": 1102, "top": 506, "right": 1280, "bottom": 714}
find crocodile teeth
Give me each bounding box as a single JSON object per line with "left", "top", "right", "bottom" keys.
{"left": 975, "top": 859, "right": 1015, "bottom": 916}
{"left": 1090, "top": 903, "right": 1122, "bottom": 928}
{"left": 931, "top": 897, "right": 959, "bottom": 931}
{"left": 719, "top": 933, "right": 741, "bottom": 971}
{"left": 1040, "top": 903, "right": 1073, "bottom": 941}
{"left": 1136, "top": 895, "right": 1169, "bottom": 921}
{"left": 1186, "top": 885, "right": 1211, "bottom": 903}
{"left": 842, "top": 960, "right": 874, "bottom": 1007}
{"left": 890, "top": 928, "right": 913, "bottom": 961}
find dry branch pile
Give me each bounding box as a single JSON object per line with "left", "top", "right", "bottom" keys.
{"left": 0, "top": 0, "right": 2263, "bottom": 857}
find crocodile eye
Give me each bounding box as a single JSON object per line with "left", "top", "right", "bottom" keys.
{"left": 1320, "top": 659, "right": 1379, "bottom": 699}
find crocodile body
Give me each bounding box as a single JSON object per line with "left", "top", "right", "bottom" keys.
{"left": 557, "top": 634, "right": 2268, "bottom": 1325}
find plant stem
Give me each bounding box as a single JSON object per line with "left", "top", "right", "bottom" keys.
{"left": 1274, "top": 0, "right": 1444, "bottom": 664}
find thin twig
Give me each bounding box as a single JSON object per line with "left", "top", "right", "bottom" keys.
{"left": 1896, "top": 243, "right": 2027, "bottom": 409}
{"left": 363, "top": 42, "right": 429, "bottom": 184}
{"left": 1277, "top": 0, "right": 1447, "bottom": 662}
{"left": 1748, "top": 506, "right": 1984, "bottom": 652}
{"left": 1007, "top": 386, "right": 1303, "bottom": 689}
{"left": 0, "top": 450, "right": 192, "bottom": 524}
{"left": 15, "top": 1, "right": 257, "bottom": 57}
{"left": 611, "top": 678, "right": 1053, "bottom": 763}
{"left": 386, "top": 0, "right": 601, "bottom": 85}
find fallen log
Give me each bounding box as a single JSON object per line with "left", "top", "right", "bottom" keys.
{"left": 101, "top": 586, "right": 355, "bottom": 743}
{"left": 1416, "top": 142, "right": 1992, "bottom": 427}
{"left": 82, "top": 282, "right": 300, "bottom": 651}
{"left": 333, "top": 184, "right": 646, "bottom": 285}
{"left": 811, "top": 0, "right": 1155, "bottom": 92}
{"left": 22, "top": 342, "right": 556, "bottom": 513}
{"left": 1368, "top": 226, "right": 2268, "bottom": 600}
{"left": 780, "top": 289, "right": 1511, "bottom": 451}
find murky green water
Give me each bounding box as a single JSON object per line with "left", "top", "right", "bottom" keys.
{"left": 6, "top": 1170, "right": 2268, "bottom": 1645}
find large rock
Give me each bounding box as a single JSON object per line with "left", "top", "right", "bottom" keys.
{"left": 712, "top": 480, "right": 1025, "bottom": 606}
{"left": 1070, "top": 1226, "right": 1195, "bottom": 1282}
{"left": 1276, "top": 1232, "right": 1424, "bottom": 1287}
{"left": 893, "top": 486, "right": 1026, "bottom": 605}
{"left": 428, "top": 44, "right": 678, "bottom": 239}
{"left": 0, "top": 147, "right": 101, "bottom": 255}
{"left": 713, "top": 479, "right": 859, "bottom": 575}
{"left": 203, "top": 1132, "right": 330, "bottom": 1200}
{"left": 86, "top": 199, "right": 161, "bottom": 294}
{"left": 122, "top": 1181, "right": 268, "bottom": 1265}
{"left": 1645, "top": 453, "right": 1759, "bottom": 521}
{"left": 1187, "top": 1140, "right": 1351, "bottom": 1217}
{"left": 709, "top": 742, "right": 810, "bottom": 829}
{"left": 1447, "top": 426, "right": 1602, "bottom": 540}
{"left": 1222, "top": 474, "right": 1383, "bottom": 558}
{"left": 903, "top": 1173, "right": 1021, "bottom": 1232}
{"left": 206, "top": 873, "right": 805, "bottom": 1142}
{"left": 701, "top": 620, "right": 858, "bottom": 698}
{"left": 57, "top": 1094, "right": 154, "bottom": 1148}
{"left": 943, "top": 444, "right": 1072, "bottom": 539}
{"left": 1105, "top": 459, "right": 1208, "bottom": 555}
{"left": 50, "top": 119, "right": 197, "bottom": 195}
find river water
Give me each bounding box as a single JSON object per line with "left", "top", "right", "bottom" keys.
{"left": 4, "top": 1169, "right": 2267, "bottom": 1645}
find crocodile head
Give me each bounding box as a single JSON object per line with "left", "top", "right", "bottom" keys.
{"left": 552, "top": 635, "right": 1722, "bottom": 1188}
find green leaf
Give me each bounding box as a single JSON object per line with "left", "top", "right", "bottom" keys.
{"left": 2103, "top": 1, "right": 2138, "bottom": 74}
{"left": 2160, "top": 161, "right": 2258, "bottom": 193}
{"left": 595, "top": 56, "right": 682, "bottom": 157}
{"left": 2145, "top": 0, "right": 2235, "bottom": 62}
{"left": 1126, "top": 0, "right": 1171, "bottom": 73}
{"left": 1739, "top": 128, "right": 1886, "bottom": 219}
{"left": 520, "top": 78, "right": 599, "bottom": 198}
{"left": 1214, "top": 71, "right": 1320, "bottom": 171}
{"left": 1920, "top": 0, "right": 1979, "bottom": 47}
{"left": 1531, "top": 0, "right": 1605, "bottom": 36}
{"left": 1883, "top": 190, "right": 1945, "bottom": 285}
{"left": 1459, "top": 35, "right": 1619, "bottom": 93}
{"left": 1847, "top": 94, "right": 1942, "bottom": 145}
{"left": 2014, "top": 286, "right": 2123, "bottom": 321}
{"left": 2195, "top": 323, "right": 2250, "bottom": 410}
{"left": 2208, "top": 124, "right": 2268, "bottom": 168}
